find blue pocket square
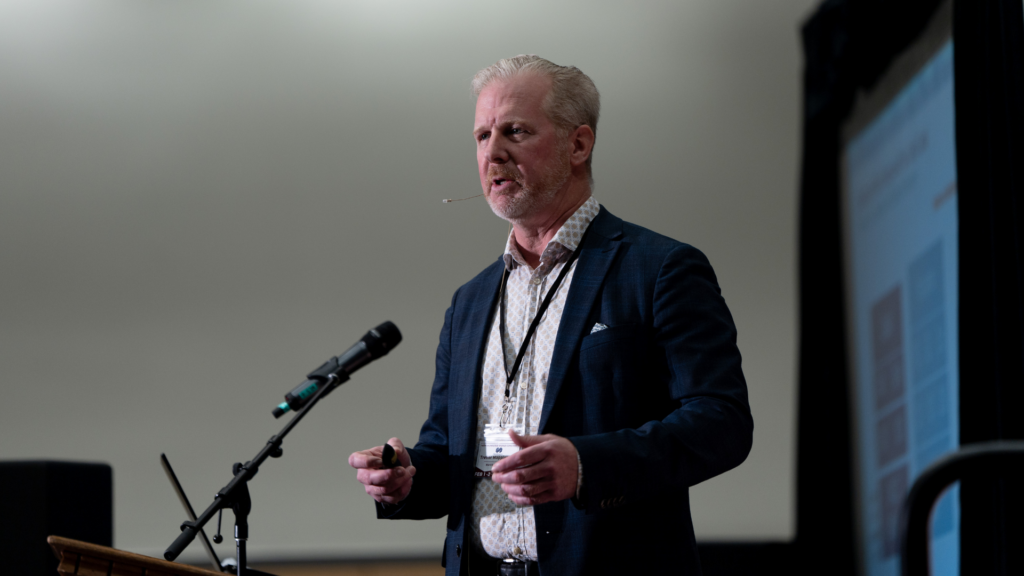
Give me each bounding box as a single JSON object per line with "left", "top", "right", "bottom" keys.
{"left": 590, "top": 322, "right": 608, "bottom": 334}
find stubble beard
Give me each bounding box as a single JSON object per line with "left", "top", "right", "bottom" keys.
{"left": 485, "top": 146, "right": 572, "bottom": 223}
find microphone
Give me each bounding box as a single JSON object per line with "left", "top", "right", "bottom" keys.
{"left": 442, "top": 193, "right": 483, "bottom": 203}
{"left": 272, "top": 321, "right": 402, "bottom": 418}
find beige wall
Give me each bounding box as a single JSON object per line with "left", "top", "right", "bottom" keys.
{"left": 0, "top": 0, "right": 816, "bottom": 562}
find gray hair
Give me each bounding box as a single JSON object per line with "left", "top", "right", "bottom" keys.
{"left": 472, "top": 55, "right": 600, "bottom": 173}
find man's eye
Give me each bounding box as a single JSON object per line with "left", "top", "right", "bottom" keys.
{"left": 477, "top": 133, "right": 489, "bottom": 142}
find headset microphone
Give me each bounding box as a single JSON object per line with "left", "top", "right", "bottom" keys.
{"left": 442, "top": 193, "right": 484, "bottom": 203}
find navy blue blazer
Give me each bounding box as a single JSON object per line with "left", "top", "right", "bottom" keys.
{"left": 379, "top": 207, "right": 753, "bottom": 575}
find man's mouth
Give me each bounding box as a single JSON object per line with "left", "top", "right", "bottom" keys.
{"left": 491, "top": 177, "right": 517, "bottom": 191}
{"left": 487, "top": 166, "right": 523, "bottom": 193}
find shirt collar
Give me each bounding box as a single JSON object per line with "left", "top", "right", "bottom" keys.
{"left": 502, "top": 197, "right": 601, "bottom": 271}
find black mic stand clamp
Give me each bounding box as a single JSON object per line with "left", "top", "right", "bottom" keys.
{"left": 225, "top": 462, "right": 252, "bottom": 575}
{"left": 164, "top": 322, "right": 402, "bottom": 575}
{"left": 171, "top": 458, "right": 276, "bottom": 576}
{"left": 165, "top": 377, "right": 339, "bottom": 575}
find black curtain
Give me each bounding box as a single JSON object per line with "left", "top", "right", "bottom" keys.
{"left": 955, "top": 1, "right": 1024, "bottom": 574}
{"left": 798, "top": 0, "right": 1024, "bottom": 574}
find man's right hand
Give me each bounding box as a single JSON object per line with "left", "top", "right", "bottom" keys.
{"left": 348, "top": 437, "right": 416, "bottom": 505}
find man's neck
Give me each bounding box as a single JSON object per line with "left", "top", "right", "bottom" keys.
{"left": 511, "top": 186, "right": 591, "bottom": 269}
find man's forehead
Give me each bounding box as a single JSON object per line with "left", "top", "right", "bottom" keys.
{"left": 474, "top": 74, "right": 551, "bottom": 125}
{"left": 486, "top": 72, "right": 550, "bottom": 97}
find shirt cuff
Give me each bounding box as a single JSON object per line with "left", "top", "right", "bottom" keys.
{"left": 575, "top": 450, "right": 584, "bottom": 500}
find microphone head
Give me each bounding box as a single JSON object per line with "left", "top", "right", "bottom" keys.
{"left": 363, "top": 321, "right": 402, "bottom": 358}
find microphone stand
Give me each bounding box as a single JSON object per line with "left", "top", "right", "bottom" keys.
{"left": 164, "top": 371, "right": 350, "bottom": 575}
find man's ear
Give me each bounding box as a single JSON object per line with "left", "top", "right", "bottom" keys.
{"left": 568, "top": 125, "right": 596, "bottom": 168}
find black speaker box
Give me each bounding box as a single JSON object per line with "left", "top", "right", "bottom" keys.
{"left": 0, "top": 461, "right": 113, "bottom": 576}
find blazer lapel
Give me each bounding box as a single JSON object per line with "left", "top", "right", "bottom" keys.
{"left": 539, "top": 208, "right": 623, "bottom": 433}
{"left": 450, "top": 258, "right": 504, "bottom": 462}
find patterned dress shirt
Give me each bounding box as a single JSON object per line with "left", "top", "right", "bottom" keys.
{"left": 469, "top": 196, "right": 600, "bottom": 561}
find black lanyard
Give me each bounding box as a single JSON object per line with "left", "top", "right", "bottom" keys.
{"left": 498, "top": 226, "right": 591, "bottom": 406}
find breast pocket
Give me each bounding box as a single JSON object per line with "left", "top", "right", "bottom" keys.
{"left": 578, "top": 324, "right": 652, "bottom": 428}
{"left": 580, "top": 324, "right": 646, "bottom": 352}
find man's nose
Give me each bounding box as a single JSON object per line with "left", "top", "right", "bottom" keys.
{"left": 484, "top": 136, "right": 509, "bottom": 164}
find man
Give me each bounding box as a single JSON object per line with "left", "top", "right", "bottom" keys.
{"left": 349, "top": 55, "right": 752, "bottom": 575}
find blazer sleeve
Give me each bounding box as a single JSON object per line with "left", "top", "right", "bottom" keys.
{"left": 569, "top": 243, "right": 754, "bottom": 512}
{"left": 375, "top": 292, "right": 457, "bottom": 521}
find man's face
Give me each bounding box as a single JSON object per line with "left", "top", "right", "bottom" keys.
{"left": 474, "top": 74, "right": 571, "bottom": 222}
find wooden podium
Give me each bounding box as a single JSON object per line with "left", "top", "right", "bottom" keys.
{"left": 48, "top": 536, "right": 222, "bottom": 576}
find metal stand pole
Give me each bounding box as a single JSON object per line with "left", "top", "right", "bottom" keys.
{"left": 163, "top": 373, "right": 348, "bottom": 570}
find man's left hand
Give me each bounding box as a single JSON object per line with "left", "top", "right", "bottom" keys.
{"left": 490, "top": 430, "right": 578, "bottom": 506}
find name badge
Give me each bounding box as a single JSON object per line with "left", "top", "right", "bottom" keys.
{"left": 474, "top": 424, "right": 519, "bottom": 478}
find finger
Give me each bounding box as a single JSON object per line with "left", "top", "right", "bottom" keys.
{"left": 357, "top": 467, "right": 398, "bottom": 488}
{"left": 387, "top": 437, "right": 414, "bottom": 467}
{"left": 379, "top": 493, "right": 406, "bottom": 505}
{"left": 366, "top": 471, "right": 414, "bottom": 504}
{"left": 356, "top": 468, "right": 384, "bottom": 486}
{"left": 357, "top": 464, "right": 417, "bottom": 488}
{"left": 508, "top": 430, "right": 549, "bottom": 448}
{"left": 381, "top": 479, "right": 411, "bottom": 497}
{"left": 366, "top": 479, "right": 407, "bottom": 497}
{"left": 362, "top": 468, "right": 406, "bottom": 490}
{"left": 491, "top": 444, "right": 547, "bottom": 473}
{"left": 349, "top": 450, "right": 382, "bottom": 469}
{"left": 491, "top": 462, "right": 548, "bottom": 485}
{"left": 366, "top": 483, "right": 400, "bottom": 504}
{"left": 379, "top": 477, "right": 413, "bottom": 505}
{"left": 505, "top": 483, "right": 555, "bottom": 506}
{"left": 367, "top": 466, "right": 412, "bottom": 485}
{"left": 508, "top": 494, "right": 550, "bottom": 506}
{"left": 348, "top": 447, "right": 384, "bottom": 469}
{"left": 501, "top": 480, "right": 554, "bottom": 499}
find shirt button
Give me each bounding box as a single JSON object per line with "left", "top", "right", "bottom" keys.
{"left": 531, "top": 277, "right": 541, "bottom": 285}
{"left": 519, "top": 381, "right": 527, "bottom": 389}
{"left": 514, "top": 546, "right": 522, "bottom": 555}
{"left": 455, "top": 545, "right": 462, "bottom": 557}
